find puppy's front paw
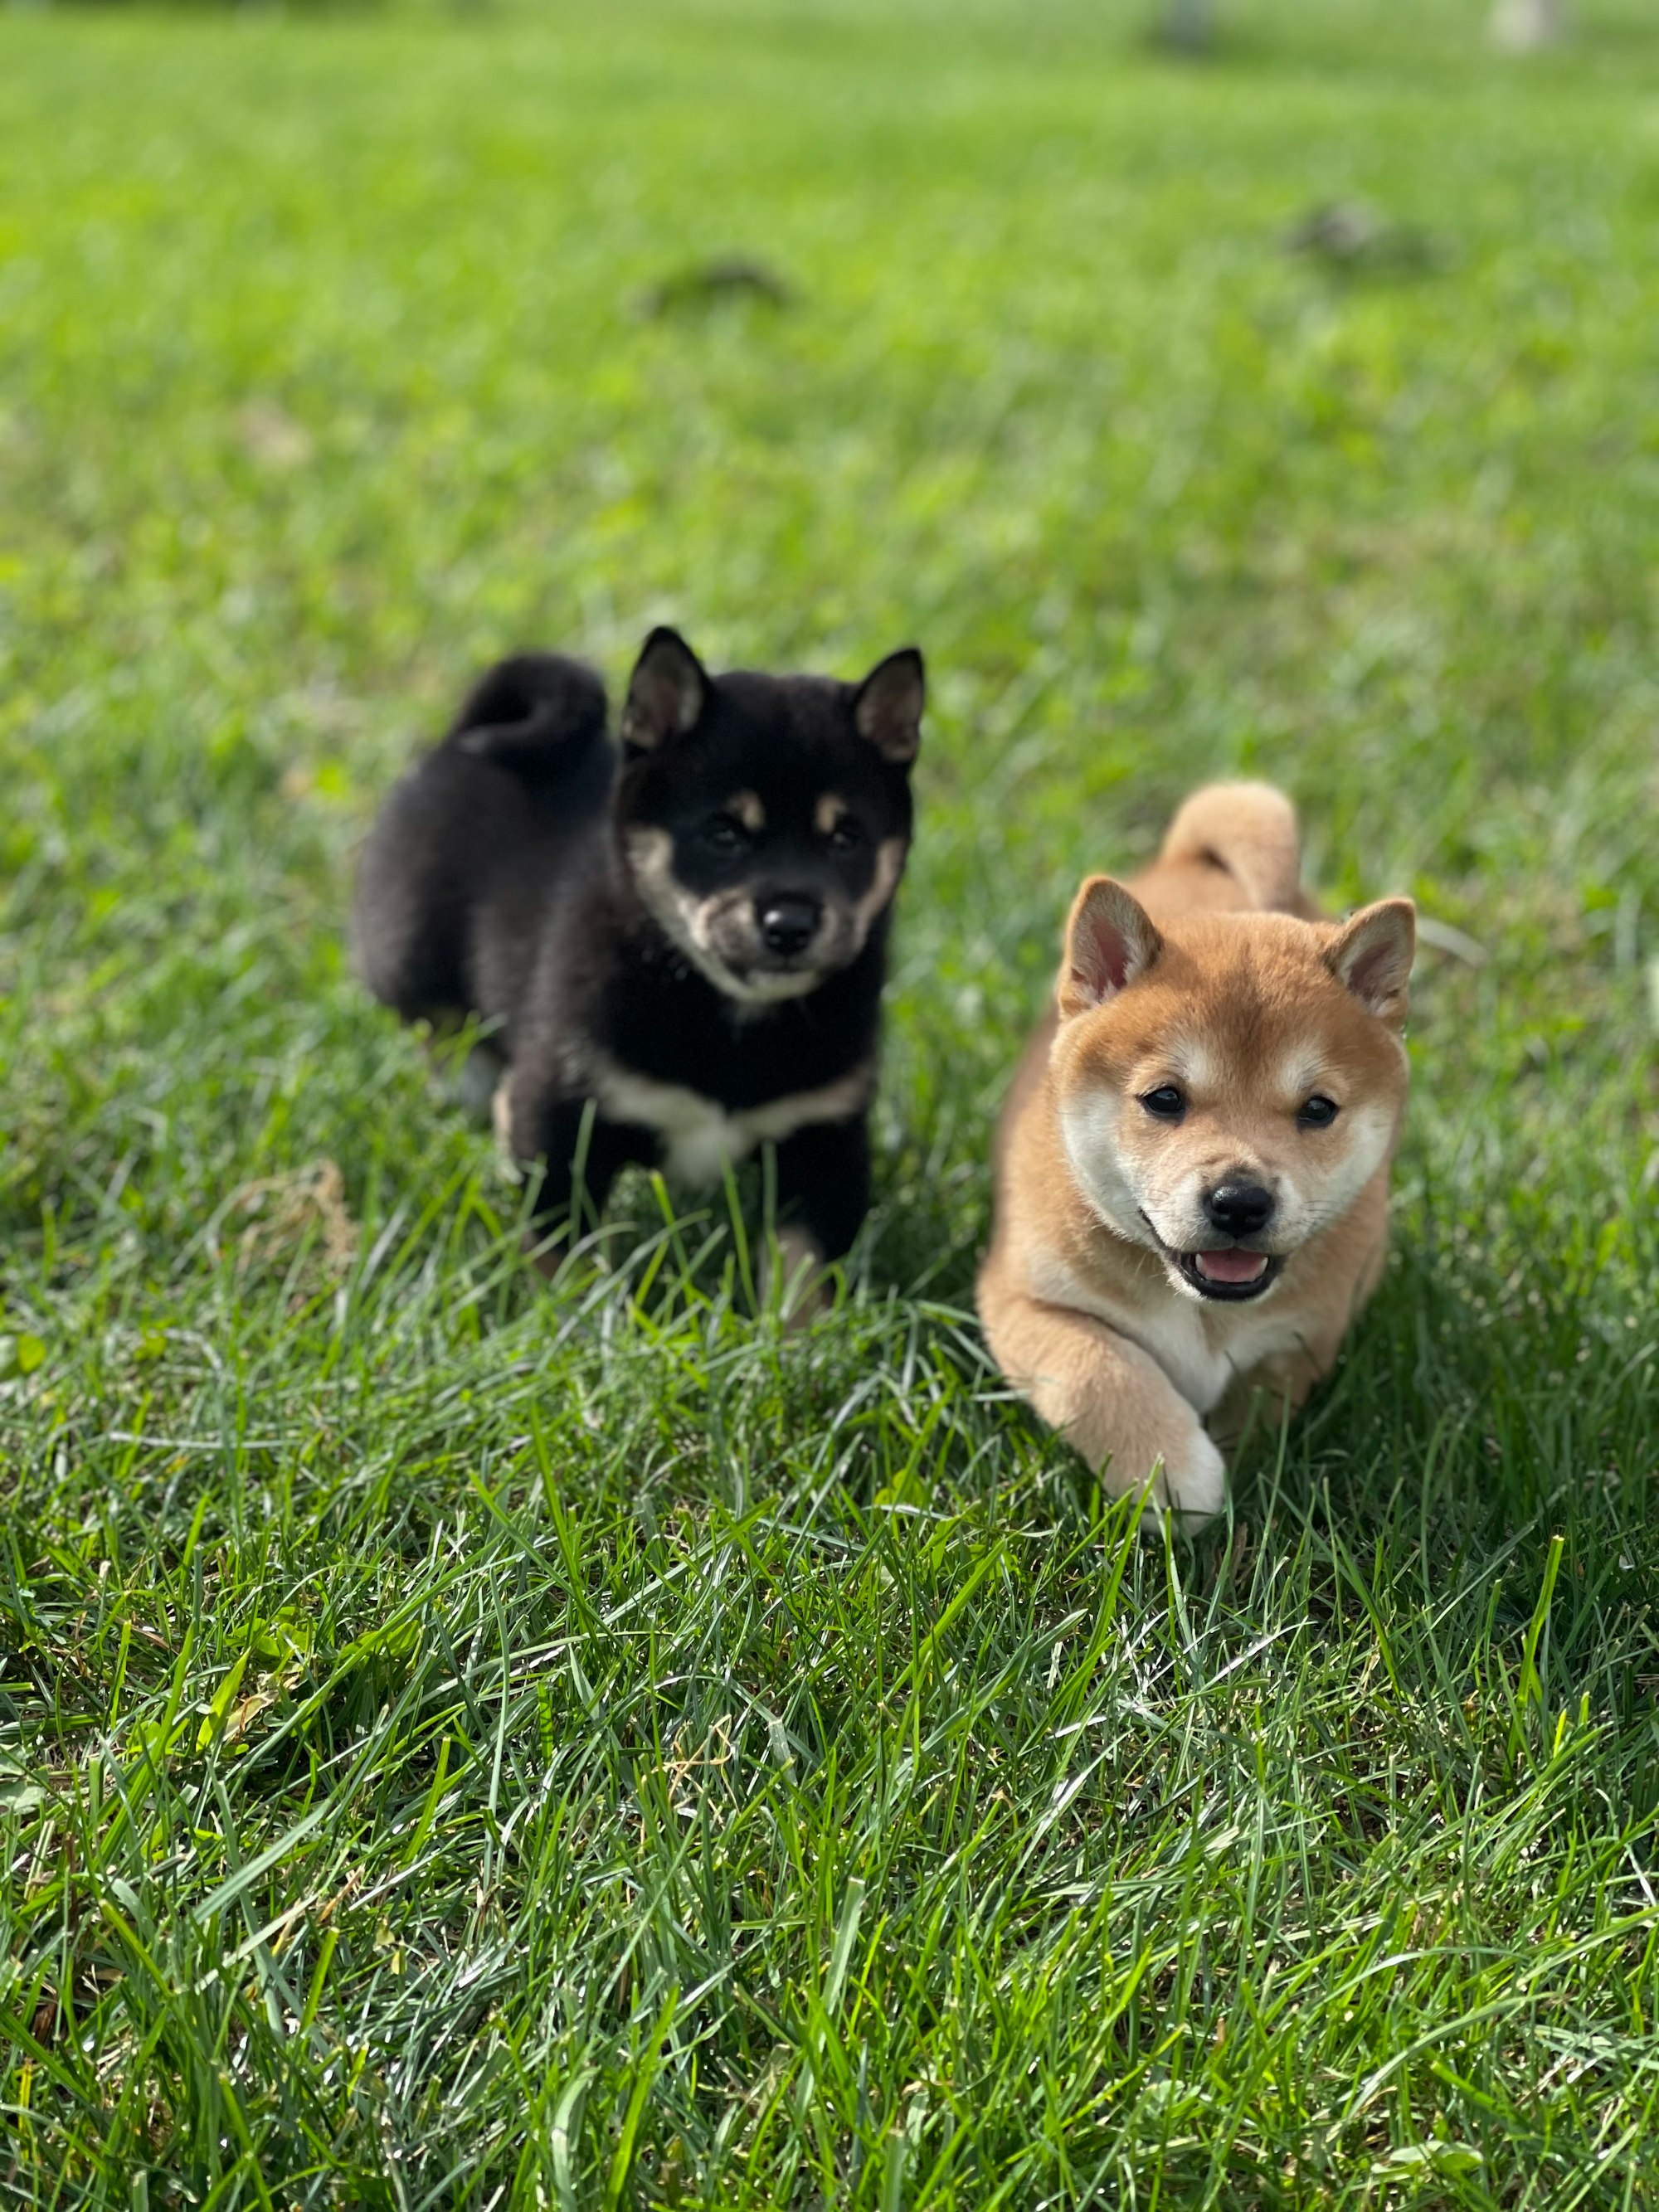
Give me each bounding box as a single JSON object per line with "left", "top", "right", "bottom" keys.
{"left": 761, "top": 1226, "right": 830, "bottom": 1331}
{"left": 1150, "top": 1427, "right": 1227, "bottom": 1526}
{"left": 490, "top": 1076, "right": 523, "bottom": 1182}
{"left": 979, "top": 1282, "right": 1228, "bottom": 1529}
{"left": 1091, "top": 1408, "right": 1225, "bottom": 1525}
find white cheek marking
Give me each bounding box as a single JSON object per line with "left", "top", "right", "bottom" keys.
{"left": 589, "top": 1053, "right": 873, "bottom": 1185}
{"left": 1266, "top": 1098, "right": 1394, "bottom": 1245}
{"left": 624, "top": 825, "right": 684, "bottom": 932}
{"left": 625, "top": 826, "right": 735, "bottom": 992}
{"left": 627, "top": 826, "right": 910, "bottom": 1007}
{"left": 1057, "top": 1091, "right": 1155, "bottom": 1247}
{"left": 1058, "top": 1073, "right": 1395, "bottom": 1261}
{"left": 1313, "top": 1101, "right": 1393, "bottom": 1218}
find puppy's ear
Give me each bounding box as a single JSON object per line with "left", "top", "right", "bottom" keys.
{"left": 1326, "top": 898, "right": 1415, "bottom": 1027}
{"left": 1058, "top": 877, "right": 1162, "bottom": 1018}
{"left": 621, "top": 627, "right": 708, "bottom": 751}
{"left": 854, "top": 648, "right": 925, "bottom": 766}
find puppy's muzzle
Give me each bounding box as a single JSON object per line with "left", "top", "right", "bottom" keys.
{"left": 1145, "top": 1170, "right": 1286, "bottom": 1303}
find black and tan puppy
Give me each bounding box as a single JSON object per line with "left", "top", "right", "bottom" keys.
{"left": 355, "top": 627, "right": 924, "bottom": 1298}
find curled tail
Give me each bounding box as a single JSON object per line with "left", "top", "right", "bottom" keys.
{"left": 445, "top": 652, "right": 609, "bottom": 778}
{"left": 1158, "top": 780, "right": 1310, "bottom": 915}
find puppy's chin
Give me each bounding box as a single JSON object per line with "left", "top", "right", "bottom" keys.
{"left": 713, "top": 960, "right": 828, "bottom": 1007}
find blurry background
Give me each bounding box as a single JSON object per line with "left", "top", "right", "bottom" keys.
{"left": 4, "top": 0, "right": 1658, "bottom": 1261}
{"left": 2, "top": 0, "right": 1656, "bottom": 1286}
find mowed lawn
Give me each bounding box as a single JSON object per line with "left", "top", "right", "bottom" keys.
{"left": 3, "top": 0, "right": 1659, "bottom": 2203}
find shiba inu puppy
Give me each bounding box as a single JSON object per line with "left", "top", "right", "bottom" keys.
{"left": 355, "top": 627, "right": 924, "bottom": 1295}
{"left": 977, "top": 783, "right": 1413, "bottom": 1521}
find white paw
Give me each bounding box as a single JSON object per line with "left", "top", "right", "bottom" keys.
{"left": 1153, "top": 1428, "right": 1227, "bottom": 1525}
{"left": 490, "top": 1076, "right": 522, "bottom": 1181}
{"left": 761, "top": 1227, "right": 829, "bottom": 1330}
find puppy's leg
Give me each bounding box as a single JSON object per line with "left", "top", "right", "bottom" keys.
{"left": 980, "top": 1284, "right": 1224, "bottom": 1521}
{"left": 431, "top": 1029, "right": 507, "bottom": 1125}
{"left": 760, "top": 1224, "right": 831, "bottom": 1327}
{"left": 765, "top": 1116, "right": 872, "bottom": 1323}
{"left": 505, "top": 1079, "right": 650, "bottom": 1265}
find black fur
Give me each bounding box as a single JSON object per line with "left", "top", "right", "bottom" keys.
{"left": 354, "top": 630, "right": 923, "bottom": 1264}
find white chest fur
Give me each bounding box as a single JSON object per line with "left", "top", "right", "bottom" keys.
{"left": 1133, "top": 1293, "right": 1297, "bottom": 1414}
{"left": 589, "top": 1055, "right": 872, "bottom": 1186}
{"left": 1028, "top": 1245, "right": 1300, "bottom": 1416}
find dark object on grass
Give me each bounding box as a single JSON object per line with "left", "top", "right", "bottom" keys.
{"left": 354, "top": 630, "right": 925, "bottom": 1291}
{"left": 631, "top": 255, "right": 795, "bottom": 320}
{"left": 1155, "top": 0, "right": 1216, "bottom": 54}
{"left": 1284, "top": 201, "right": 1438, "bottom": 275}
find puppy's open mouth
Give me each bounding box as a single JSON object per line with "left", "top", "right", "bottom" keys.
{"left": 1141, "top": 1211, "right": 1283, "bottom": 1300}
{"left": 1162, "top": 1242, "right": 1284, "bottom": 1303}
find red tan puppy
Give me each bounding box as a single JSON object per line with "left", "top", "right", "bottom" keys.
{"left": 979, "top": 782, "right": 1414, "bottom": 1522}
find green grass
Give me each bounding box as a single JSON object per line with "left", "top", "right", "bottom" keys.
{"left": 3, "top": 0, "right": 1659, "bottom": 2203}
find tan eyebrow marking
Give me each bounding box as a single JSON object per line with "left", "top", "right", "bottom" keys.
{"left": 1274, "top": 1051, "right": 1329, "bottom": 1100}
{"left": 815, "top": 794, "right": 849, "bottom": 836}
{"left": 1169, "top": 1039, "right": 1218, "bottom": 1093}
{"left": 730, "top": 791, "right": 765, "bottom": 833}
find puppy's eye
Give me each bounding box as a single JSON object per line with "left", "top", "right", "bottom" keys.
{"left": 704, "top": 814, "right": 747, "bottom": 850}
{"left": 827, "top": 818, "right": 866, "bottom": 851}
{"left": 1298, "top": 1094, "right": 1340, "bottom": 1130}
{"left": 1141, "top": 1086, "right": 1186, "bottom": 1122}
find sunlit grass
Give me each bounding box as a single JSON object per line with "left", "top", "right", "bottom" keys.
{"left": 2, "top": 2, "right": 1657, "bottom": 2204}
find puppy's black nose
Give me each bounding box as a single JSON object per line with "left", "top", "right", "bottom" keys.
{"left": 758, "top": 895, "right": 820, "bottom": 956}
{"left": 1204, "top": 1182, "right": 1275, "bottom": 1237}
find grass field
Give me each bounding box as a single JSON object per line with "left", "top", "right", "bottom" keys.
{"left": 3, "top": 1, "right": 1659, "bottom": 2204}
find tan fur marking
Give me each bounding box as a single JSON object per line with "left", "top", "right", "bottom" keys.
{"left": 731, "top": 790, "right": 765, "bottom": 833}
{"left": 624, "top": 826, "right": 815, "bottom": 1004}
{"left": 854, "top": 837, "right": 907, "bottom": 931}
{"left": 815, "top": 794, "right": 849, "bottom": 837}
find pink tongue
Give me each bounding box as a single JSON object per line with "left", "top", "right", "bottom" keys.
{"left": 1194, "top": 1248, "right": 1269, "bottom": 1285}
